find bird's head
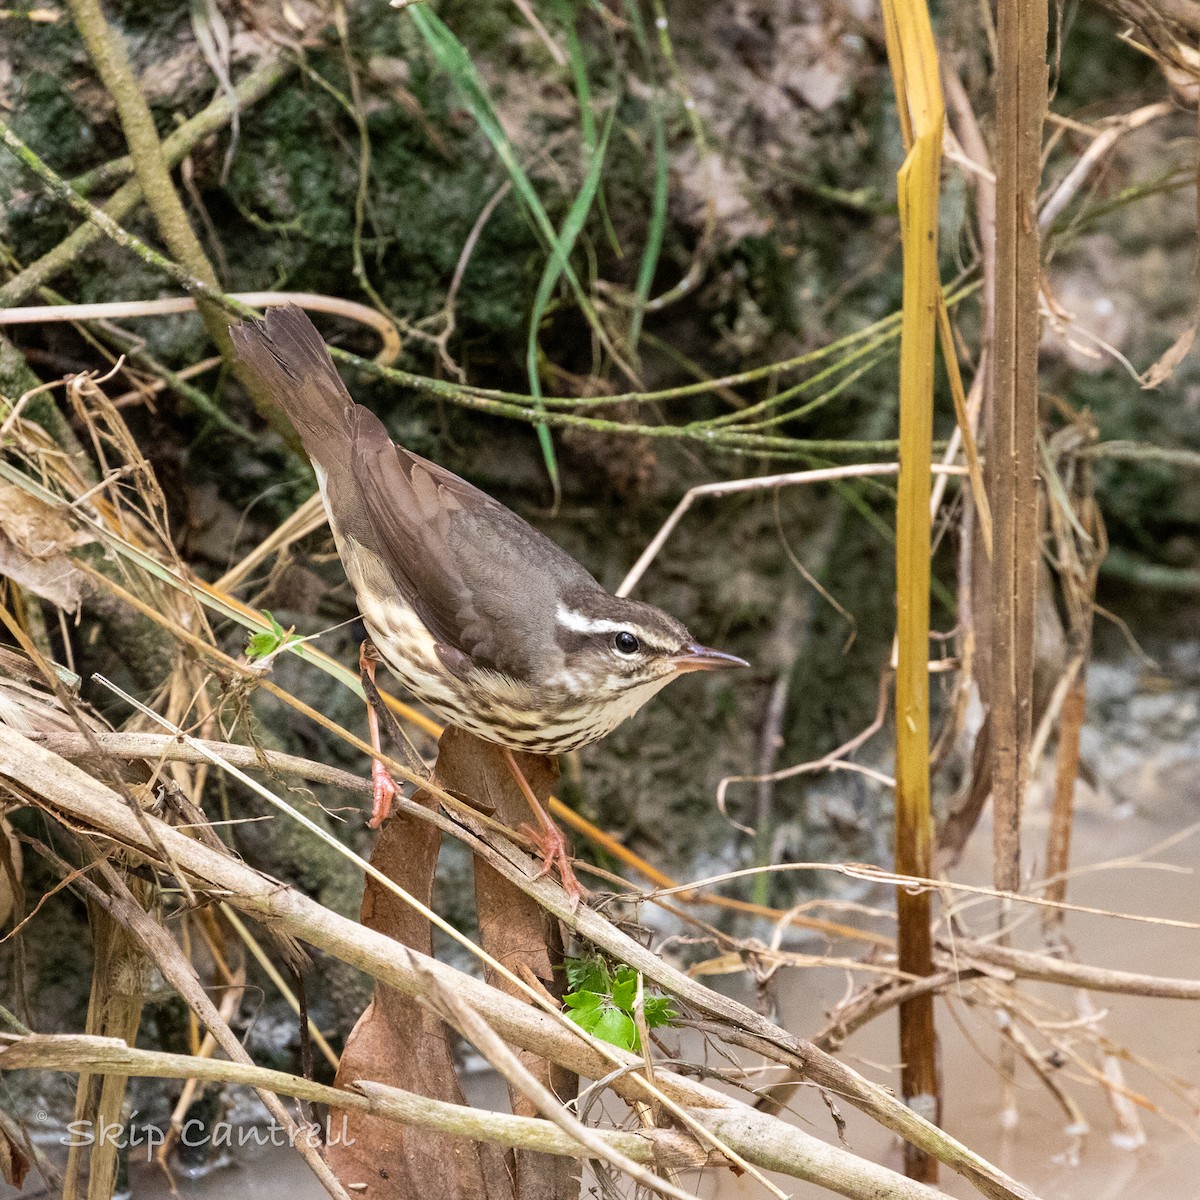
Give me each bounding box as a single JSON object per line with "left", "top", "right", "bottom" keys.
{"left": 548, "top": 591, "right": 747, "bottom": 702}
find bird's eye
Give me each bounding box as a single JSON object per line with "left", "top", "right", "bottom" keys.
{"left": 613, "top": 630, "right": 640, "bottom": 656}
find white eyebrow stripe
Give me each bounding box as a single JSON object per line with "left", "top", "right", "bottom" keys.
{"left": 554, "top": 604, "right": 678, "bottom": 651}
{"left": 555, "top": 604, "right": 629, "bottom": 635}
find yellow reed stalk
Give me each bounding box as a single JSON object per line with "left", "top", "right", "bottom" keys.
{"left": 880, "top": 0, "right": 944, "bottom": 1182}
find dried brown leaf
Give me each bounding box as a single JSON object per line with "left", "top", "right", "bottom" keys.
{"left": 1142, "top": 318, "right": 1198, "bottom": 389}
{"left": 0, "top": 482, "right": 90, "bottom": 559}
{"left": 0, "top": 482, "right": 91, "bottom": 612}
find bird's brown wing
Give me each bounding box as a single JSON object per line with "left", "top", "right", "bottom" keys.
{"left": 230, "top": 304, "right": 598, "bottom": 683}
{"left": 350, "top": 406, "right": 596, "bottom": 681}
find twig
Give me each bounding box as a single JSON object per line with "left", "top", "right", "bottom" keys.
{"left": 214, "top": 491, "right": 326, "bottom": 594}
{"left": 645, "top": 861, "right": 1200, "bottom": 932}
{"left": 22, "top": 729, "right": 369, "bottom": 796}
{"left": 0, "top": 293, "right": 401, "bottom": 365}
{"left": 426, "top": 178, "right": 513, "bottom": 379}
{"left": 1039, "top": 101, "right": 1172, "bottom": 230}
{"left": 423, "top": 982, "right": 714, "bottom": 1200}
{"left": 716, "top": 670, "right": 890, "bottom": 814}
{"left": 1075, "top": 991, "right": 1146, "bottom": 1149}
{"left": 0, "top": 604, "right": 197, "bottom": 909}
{"left": 618, "top": 463, "right": 967, "bottom": 598}
{"left": 0, "top": 55, "right": 289, "bottom": 309}
{"left": 941, "top": 939, "right": 1200, "bottom": 1000}
{"left": 509, "top": 0, "right": 567, "bottom": 65}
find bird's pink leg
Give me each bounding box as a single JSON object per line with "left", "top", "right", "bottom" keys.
{"left": 501, "top": 746, "right": 585, "bottom": 909}
{"left": 360, "top": 642, "right": 397, "bottom": 828}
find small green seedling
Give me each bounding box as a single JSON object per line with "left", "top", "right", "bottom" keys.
{"left": 562, "top": 956, "right": 677, "bottom": 1053}
{"left": 245, "top": 611, "right": 302, "bottom": 664}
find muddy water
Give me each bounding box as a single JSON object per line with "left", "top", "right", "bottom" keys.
{"left": 703, "top": 797, "right": 1200, "bottom": 1200}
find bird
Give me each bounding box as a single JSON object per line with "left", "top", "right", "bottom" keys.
{"left": 231, "top": 305, "right": 747, "bottom": 900}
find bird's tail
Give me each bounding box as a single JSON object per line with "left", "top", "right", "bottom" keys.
{"left": 230, "top": 305, "right": 356, "bottom": 468}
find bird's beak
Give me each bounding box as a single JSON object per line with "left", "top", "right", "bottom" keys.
{"left": 671, "top": 643, "right": 750, "bottom": 673}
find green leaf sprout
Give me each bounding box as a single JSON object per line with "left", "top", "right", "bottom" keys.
{"left": 245, "top": 611, "right": 302, "bottom": 663}
{"left": 562, "top": 955, "right": 678, "bottom": 1052}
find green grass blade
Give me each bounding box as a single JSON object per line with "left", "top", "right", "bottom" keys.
{"left": 557, "top": 0, "right": 596, "bottom": 150}
{"left": 406, "top": 7, "right": 634, "bottom": 384}
{"left": 557, "top": 0, "right": 621, "bottom": 259}
{"left": 630, "top": 100, "right": 667, "bottom": 351}
{"left": 527, "top": 109, "right": 615, "bottom": 497}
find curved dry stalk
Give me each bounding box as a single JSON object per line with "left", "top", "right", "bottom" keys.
{"left": 214, "top": 491, "right": 327, "bottom": 594}
{"left": 715, "top": 670, "right": 891, "bottom": 813}
{"left": 644, "top": 860, "right": 1200, "bottom": 932}
{"left": 617, "top": 463, "right": 967, "bottom": 598}
{"left": 0, "top": 294, "right": 402, "bottom": 366}
{"left": 1038, "top": 101, "right": 1173, "bottom": 231}
{"left": 424, "top": 178, "right": 513, "bottom": 379}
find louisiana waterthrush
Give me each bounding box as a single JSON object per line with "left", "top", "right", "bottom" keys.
{"left": 232, "top": 306, "right": 746, "bottom": 895}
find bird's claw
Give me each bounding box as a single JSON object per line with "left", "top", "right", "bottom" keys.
{"left": 519, "top": 822, "right": 585, "bottom": 911}
{"left": 367, "top": 759, "right": 398, "bottom": 828}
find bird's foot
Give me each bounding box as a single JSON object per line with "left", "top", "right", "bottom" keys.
{"left": 520, "top": 821, "right": 585, "bottom": 911}
{"left": 367, "top": 759, "right": 398, "bottom": 829}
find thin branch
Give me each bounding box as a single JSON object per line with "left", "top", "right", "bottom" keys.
{"left": 941, "top": 939, "right": 1200, "bottom": 1000}
{"left": 25, "top": 730, "right": 375, "bottom": 795}
{"left": 0, "top": 55, "right": 289, "bottom": 308}
{"left": 0, "top": 1034, "right": 708, "bottom": 1171}
{"left": 0, "top": 293, "right": 400, "bottom": 365}
{"left": 618, "top": 463, "right": 966, "bottom": 598}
